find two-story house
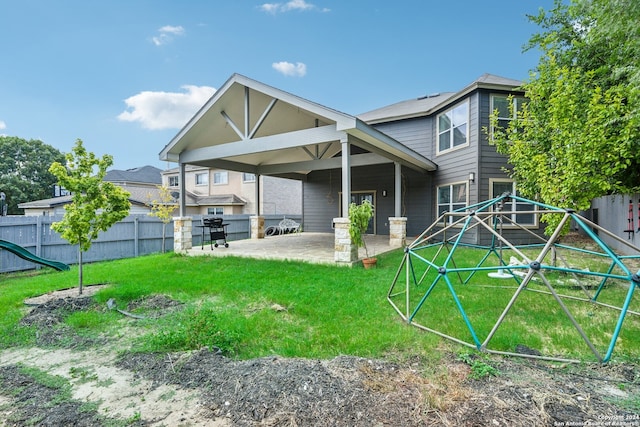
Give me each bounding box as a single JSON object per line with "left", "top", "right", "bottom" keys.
{"left": 161, "top": 165, "right": 301, "bottom": 217}
{"left": 160, "top": 73, "right": 539, "bottom": 257}
{"left": 19, "top": 165, "right": 166, "bottom": 216}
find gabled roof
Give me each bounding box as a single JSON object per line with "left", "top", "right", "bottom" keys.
{"left": 358, "top": 73, "right": 524, "bottom": 124}
{"left": 104, "top": 165, "right": 162, "bottom": 185}
{"left": 159, "top": 73, "right": 437, "bottom": 174}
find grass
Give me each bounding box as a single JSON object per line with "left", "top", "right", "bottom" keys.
{"left": 0, "top": 250, "right": 442, "bottom": 361}
{"left": 1, "top": 244, "right": 639, "bottom": 363}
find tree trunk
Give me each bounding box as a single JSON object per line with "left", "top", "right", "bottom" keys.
{"left": 78, "top": 246, "right": 83, "bottom": 295}
{"left": 162, "top": 223, "right": 166, "bottom": 253}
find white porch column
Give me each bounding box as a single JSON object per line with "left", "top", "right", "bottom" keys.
{"left": 340, "top": 137, "right": 351, "bottom": 217}
{"left": 394, "top": 162, "right": 402, "bottom": 217}
{"left": 173, "top": 216, "right": 193, "bottom": 252}
{"left": 334, "top": 217, "right": 357, "bottom": 263}
{"left": 179, "top": 162, "right": 187, "bottom": 217}
{"left": 336, "top": 137, "right": 356, "bottom": 264}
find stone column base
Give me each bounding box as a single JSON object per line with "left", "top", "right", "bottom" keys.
{"left": 334, "top": 217, "right": 357, "bottom": 263}
{"left": 389, "top": 217, "right": 407, "bottom": 247}
{"left": 250, "top": 216, "right": 265, "bottom": 239}
{"left": 173, "top": 216, "right": 193, "bottom": 252}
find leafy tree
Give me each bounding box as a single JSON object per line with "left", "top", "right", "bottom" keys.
{"left": 147, "top": 185, "right": 176, "bottom": 253}
{"left": 49, "top": 139, "right": 130, "bottom": 294}
{"left": 489, "top": 0, "right": 640, "bottom": 232}
{"left": 0, "top": 136, "right": 66, "bottom": 214}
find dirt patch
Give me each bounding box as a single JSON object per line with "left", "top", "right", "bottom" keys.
{"left": 1, "top": 292, "right": 638, "bottom": 426}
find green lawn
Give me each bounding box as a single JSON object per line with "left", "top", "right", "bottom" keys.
{"left": 1, "top": 246, "right": 639, "bottom": 363}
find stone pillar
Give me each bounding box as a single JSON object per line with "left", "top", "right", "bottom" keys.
{"left": 389, "top": 217, "right": 407, "bottom": 247}
{"left": 173, "top": 216, "right": 193, "bottom": 252}
{"left": 334, "top": 217, "right": 357, "bottom": 263}
{"left": 250, "top": 215, "right": 265, "bottom": 239}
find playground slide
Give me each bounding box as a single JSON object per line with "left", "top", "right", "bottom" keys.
{"left": 0, "top": 239, "right": 70, "bottom": 271}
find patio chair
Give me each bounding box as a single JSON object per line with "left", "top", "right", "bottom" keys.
{"left": 278, "top": 217, "right": 300, "bottom": 235}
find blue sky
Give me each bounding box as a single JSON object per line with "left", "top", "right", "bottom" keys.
{"left": 0, "top": 0, "right": 554, "bottom": 171}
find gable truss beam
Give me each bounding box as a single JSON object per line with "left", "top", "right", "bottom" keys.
{"left": 179, "top": 125, "right": 343, "bottom": 163}
{"left": 301, "top": 142, "right": 334, "bottom": 160}
{"left": 220, "top": 87, "right": 279, "bottom": 141}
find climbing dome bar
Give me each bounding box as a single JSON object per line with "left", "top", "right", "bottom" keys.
{"left": 387, "top": 193, "right": 640, "bottom": 363}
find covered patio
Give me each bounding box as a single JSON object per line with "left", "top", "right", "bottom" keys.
{"left": 161, "top": 74, "right": 436, "bottom": 264}
{"left": 187, "top": 232, "right": 399, "bottom": 265}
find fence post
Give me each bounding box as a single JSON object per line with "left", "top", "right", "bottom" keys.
{"left": 134, "top": 216, "right": 139, "bottom": 257}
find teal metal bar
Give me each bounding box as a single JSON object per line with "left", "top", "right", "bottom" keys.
{"left": 603, "top": 274, "right": 639, "bottom": 362}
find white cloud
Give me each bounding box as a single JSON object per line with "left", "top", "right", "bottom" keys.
{"left": 260, "top": 0, "right": 329, "bottom": 14}
{"left": 0, "top": 120, "right": 6, "bottom": 130}
{"left": 117, "top": 85, "right": 216, "bottom": 130}
{"left": 151, "top": 25, "right": 185, "bottom": 46}
{"left": 272, "top": 61, "right": 307, "bottom": 77}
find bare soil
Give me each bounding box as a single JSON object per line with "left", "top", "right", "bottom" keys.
{"left": 0, "top": 288, "right": 638, "bottom": 427}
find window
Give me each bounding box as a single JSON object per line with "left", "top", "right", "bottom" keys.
{"left": 490, "top": 180, "right": 537, "bottom": 226}
{"left": 437, "top": 182, "right": 468, "bottom": 223}
{"left": 168, "top": 176, "right": 179, "bottom": 187}
{"left": 437, "top": 101, "right": 468, "bottom": 153}
{"left": 243, "top": 173, "right": 256, "bottom": 183}
{"left": 207, "top": 207, "right": 224, "bottom": 215}
{"left": 195, "top": 172, "right": 208, "bottom": 186}
{"left": 213, "top": 171, "right": 228, "bottom": 185}
{"left": 491, "top": 95, "right": 525, "bottom": 134}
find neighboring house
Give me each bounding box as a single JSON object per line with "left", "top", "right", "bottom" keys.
{"left": 19, "top": 165, "right": 166, "bottom": 216}
{"left": 161, "top": 165, "right": 301, "bottom": 216}
{"left": 160, "top": 73, "right": 537, "bottom": 247}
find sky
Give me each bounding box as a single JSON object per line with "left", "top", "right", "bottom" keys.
{"left": 0, "top": 0, "right": 555, "bottom": 171}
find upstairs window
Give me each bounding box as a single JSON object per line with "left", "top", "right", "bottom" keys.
{"left": 243, "top": 173, "right": 256, "bottom": 183}
{"left": 490, "top": 180, "right": 537, "bottom": 227}
{"left": 437, "top": 182, "right": 468, "bottom": 223}
{"left": 437, "top": 101, "right": 469, "bottom": 154}
{"left": 491, "top": 95, "right": 526, "bottom": 135}
{"left": 168, "top": 176, "right": 179, "bottom": 187}
{"left": 195, "top": 172, "right": 208, "bottom": 186}
{"left": 213, "top": 171, "right": 228, "bottom": 185}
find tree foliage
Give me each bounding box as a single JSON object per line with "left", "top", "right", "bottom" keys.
{"left": 147, "top": 185, "right": 176, "bottom": 253}
{"left": 490, "top": 0, "right": 640, "bottom": 232}
{"left": 49, "top": 139, "right": 130, "bottom": 293}
{"left": 0, "top": 136, "right": 66, "bottom": 214}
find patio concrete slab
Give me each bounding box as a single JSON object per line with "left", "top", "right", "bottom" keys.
{"left": 186, "top": 232, "right": 399, "bottom": 265}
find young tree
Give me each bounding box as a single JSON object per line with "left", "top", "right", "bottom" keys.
{"left": 489, "top": 0, "right": 640, "bottom": 232}
{"left": 49, "top": 139, "right": 130, "bottom": 294}
{"left": 147, "top": 185, "right": 177, "bottom": 253}
{"left": 0, "top": 136, "right": 66, "bottom": 214}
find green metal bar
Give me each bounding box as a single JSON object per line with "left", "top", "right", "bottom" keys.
{"left": 443, "top": 274, "right": 481, "bottom": 348}
{"left": 603, "top": 274, "right": 639, "bottom": 362}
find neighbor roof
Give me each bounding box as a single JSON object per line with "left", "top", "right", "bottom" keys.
{"left": 104, "top": 165, "right": 162, "bottom": 185}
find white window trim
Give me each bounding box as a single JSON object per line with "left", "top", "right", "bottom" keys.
{"left": 489, "top": 178, "right": 538, "bottom": 228}
{"left": 207, "top": 207, "right": 224, "bottom": 216}
{"left": 490, "top": 94, "right": 526, "bottom": 138}
{"left": 195, "top": 172, "right": 208, "bottom": 186}
{"left": 243, "top": 173, "right": 256, "bottom": 183}
{"left": 436, "top": 181, "right": 469, "bottom": 225}
{"left": 436, "top": 100, "right": 470, "bottom": 156}
{"left": 168, "top": 176, "right": 179, "bottom": 187}
{"left": 213, "top": 171, "right": 228, "bottom": 185}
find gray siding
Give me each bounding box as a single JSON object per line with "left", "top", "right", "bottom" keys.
{"left": 372, "top": 116, "right": 434, "bottom": 159}
{"left": 303, "top": 164, "right": 432, "bottom": 236}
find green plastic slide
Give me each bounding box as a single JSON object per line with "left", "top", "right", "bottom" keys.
{"left": 0, "top": 239, "right": 70, "bottom": 271}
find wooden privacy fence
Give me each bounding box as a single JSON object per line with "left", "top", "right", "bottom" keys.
{"left": 0, "top": 214, "right": 300, "bottom": 273}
